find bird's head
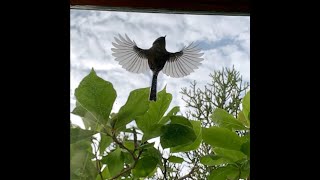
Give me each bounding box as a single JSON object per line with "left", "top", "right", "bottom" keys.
{"left": 152, "top": 35, "right": 166, "bottom": 49}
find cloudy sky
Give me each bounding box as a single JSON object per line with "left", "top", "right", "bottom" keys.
{"left": 70, "top": 9, "right": 250, "bottom": 127}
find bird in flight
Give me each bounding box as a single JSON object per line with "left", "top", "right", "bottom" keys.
{"left": 111, "top": 34, "right": 204, "bottom": 101}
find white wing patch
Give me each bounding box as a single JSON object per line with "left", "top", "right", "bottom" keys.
{"left": 162, "top": 42, "right": 204, "bottom": 78}
{"left": 111, "top": 34, "right": 149, "bottom": 74}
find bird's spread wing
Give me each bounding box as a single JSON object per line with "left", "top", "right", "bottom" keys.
{"left": 162, "top": 42, "right": 204, "bottom": 78}
{"left": 111, "top": 34, "right": 149, "bottom": 73}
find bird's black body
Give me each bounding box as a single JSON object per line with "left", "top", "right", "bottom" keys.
{"left": 145, "top": 37, "right": 168, "bottom": 71}
{"left": 146, "top": 37, "right": 170, "bottom": 100}
{"left": 111, "top": 34, "right": 203, "bottom": 101}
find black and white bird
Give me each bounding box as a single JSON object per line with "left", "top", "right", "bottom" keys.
{"left": 111, "top": 34, "right": 204, "bottom": 101}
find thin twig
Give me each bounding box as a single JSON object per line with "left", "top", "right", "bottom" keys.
{"left": 111, "top": 133, "right": 136, "bottom": 159}
{"left": 163, "top": 158, "right": 168, "bottom": 180}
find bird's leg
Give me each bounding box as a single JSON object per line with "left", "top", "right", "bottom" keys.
{"left": 149, "top": 71, "right": 159, "bottom": 101}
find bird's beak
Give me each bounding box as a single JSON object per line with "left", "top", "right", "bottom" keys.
{"left": 164, "top": 35, "right": 166, "bottom": 38}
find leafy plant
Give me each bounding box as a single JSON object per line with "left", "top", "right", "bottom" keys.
{"left": 70, "top": 68, "right": 250, "bottom": 180}
{"left": 203, "top": 91, "right": 250, "bottom": 180}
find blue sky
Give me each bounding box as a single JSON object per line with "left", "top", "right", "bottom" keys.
{"left": 70, "top": 9, "right": 250, "bottom": 127}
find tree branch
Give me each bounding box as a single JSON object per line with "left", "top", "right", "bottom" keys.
{"left": 109, "top": 150, "right": 143, "bottom": 180}
{"left": 177, "top": 166, "right": 196, "bottom": 180}
{"left": 163, "top": 157, "right": 168, "bottom": 180}
{"left": 111, "top": 133, "right": 136, "bottom": 159}
{"left": 108, "top": 128, "right": 143, "bottom": 180}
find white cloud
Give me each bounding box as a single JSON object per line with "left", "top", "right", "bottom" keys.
{"left": 70, "top": 9, "right": 250, "bottom": 123}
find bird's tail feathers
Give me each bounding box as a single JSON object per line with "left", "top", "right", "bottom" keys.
{"left": 149, "top": 72, "right": 159, "bottom": 101}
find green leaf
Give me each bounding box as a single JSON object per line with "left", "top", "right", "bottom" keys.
{"left": 159, "top": 106, "right": 180, "bottom": 124}
{"left": 132, "top": 156, "right": 158, "bottom": 177}
{"left": 200, "top": 155, "right": 231, "bottom": 166}
{"left": 99, "top": 134, "right": 112, "bottom": 155}
{"left": 136, "top": 87, "right": 172, "bottom": 133}
{"left": 241, "top": 140, "right": 250, "bottom": 157}
{"left": 171, "top": 120, "right": 202, "bottom": 153}
{"left": 143, "top": 147, "right": 162, "bottom": 163}
{"left": 160, "top": 124, "right": 196, "bottom": 149}
{"left": 240, "top": 160, "right": 250, "bottom": 178}
{"left": 70, "top": 140, "right": 93, "bottom": 159}
{"left": 213, "top": 147, "right": 247, "bottom": 162}
{"left": 101, "top": 148, "right": 124, "bottom": 177}
{"left": 208, "top": 165, "right": 239, "bottom": 180}
{"left": 123, "top": 141, "right": 135, "bottom": 151}
{"left": 74, "top": 69, "right": 116, "bottom": 125}
{"left": 200, "top": 155, "right": 215, "bottom": 166}
{"left": 113, "top": 87, "right": 150, "bottom": 130}
{"left": 242, "top": 91, "right": 250, "bottom": 121}
{"left": 72, "top": 101, "right": 99, "bottom": 129}
{"left": 142, "top": 124, "right": 164, "bottom": 142}
{"left": 211, "top": 108, "right": 248, "bottom": 130}
{"left": 122, "top": 151, "right": 134, "bottom": 164}
{"left": 70, "top": 127, "right": 96, "bottom": 144}
{"left": 170, "top": 115, "right": 193, "bottom": 128}
{"left": 241, "top": 133, "right": 250, "bottom": 142}
{"left": 72, "top": 101, "right": 87, "bottom": 117}
{"left": 237, "top": 111, "right": 250, "bottom": 128}
{"left": 71, "top": 140, "right": 97, "bottom": 180}
{"left": 80, "top": 161, "right": 98, "bottom": 180}
{"left": 146, "top": 168, "right": 158, "bottom": 178}
{"left": 202, "top": 127, "right": 244, "bottom": 151}
{"left": 168, "top": 156, "right": 184, "bottom": 163}
{"left": 95, "top": 167, "right": 111, "bottom": 180}
{"left": 138, "top": 142, "right": 155, "bottom": 150}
